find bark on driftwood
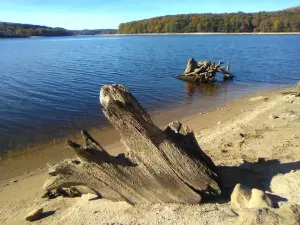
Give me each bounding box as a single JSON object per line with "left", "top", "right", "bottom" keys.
{"left": 43, "top": 84, "right": 222, "bottom": 204}
{"left": 184, "top": 58, "right": 198, "bottom": 74}
{"left": 176, "top": 58, "right": 234, "bottom": 83}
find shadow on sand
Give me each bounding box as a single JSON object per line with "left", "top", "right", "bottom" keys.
{"left": 204, "top": 159, "right": 300, "bottom": 206}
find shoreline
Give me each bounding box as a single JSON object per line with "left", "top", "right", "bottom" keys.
{"left": 0, "top": 83, "right": 290, "bottom": 181}
{"left": 1, "top": 32, "right": 300, "bottom": 39}
{"left": 101, "top": 32, "right": 300, "bottom": 36}
{"left": 0, "top": 85, "right": 288, "bottom": 182}
{"left": 0, "top": 82, "right": 290, "bottom": 158}
{"left": 1, "top": 85, "right": 300, "bottom": 224}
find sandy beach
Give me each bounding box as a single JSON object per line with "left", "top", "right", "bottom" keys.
{"left": 0, "top": 86, "right": 299, "bottom": 224}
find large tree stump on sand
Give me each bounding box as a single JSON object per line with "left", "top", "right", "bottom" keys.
{"left": 176, "top": 58, "right": 234, "bottom": 83}
{"left": 43, "top": 84, "right": 222, "bottom": 204}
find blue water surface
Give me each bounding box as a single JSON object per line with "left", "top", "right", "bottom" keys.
{"left": 0, "top": 35, "right": 299, "bottom": 153}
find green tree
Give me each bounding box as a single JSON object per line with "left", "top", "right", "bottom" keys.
{"left": 273, "top": 20, "right": 284, "bottom": 32}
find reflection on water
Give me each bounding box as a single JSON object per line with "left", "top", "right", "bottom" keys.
{"left": 184, "top": 81, "right": 235, "bottom": 105}
{"left": 184, "top": 82, "right": 221, "bottom": 99}
{"left": 0, "top": 35, "right": 299, "bottom": 154}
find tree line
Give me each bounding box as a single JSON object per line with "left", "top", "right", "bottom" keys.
{"left": 1, "top": 7, "right": 299, "bottom": 37}
{"left": 0, "top": 22, "right": 117, "bottom": 38}
{"left": 118, "top": 6, "right": 300, "bottom": 33}
{"left": 72, "top": 29, "right": 116, "bottom": 35}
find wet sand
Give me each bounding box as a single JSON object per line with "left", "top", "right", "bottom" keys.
{"left": 0, "top": 101, "right": 215, "bottom": 181}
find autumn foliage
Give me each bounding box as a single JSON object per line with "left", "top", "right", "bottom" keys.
{"left": 118, "top": 7, "right": 300, "bottom": 34}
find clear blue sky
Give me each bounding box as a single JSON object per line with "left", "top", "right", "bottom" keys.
{"left": 0, "top": 0, "right": 298, "bottom": 29}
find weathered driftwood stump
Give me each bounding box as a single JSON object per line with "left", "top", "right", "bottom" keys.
{"left": 43, "top": 84, "right": 222, "bottom": 204}
{"left": 184, "top": 58, "right": 198, "bottom": 74}
{"left": 176, "top": 58, "right": 234, "bottom": 83}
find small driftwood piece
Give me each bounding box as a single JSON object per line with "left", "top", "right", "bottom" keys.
{"left": 43, "top": 84, "right": 222, "bottom": 204}
{"left": 176, "top": 58, "right": 234, "bottom": 83}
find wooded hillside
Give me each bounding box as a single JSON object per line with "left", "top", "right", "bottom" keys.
{"left": 118, "top": 7, "right": 300, "bottom": 33}
{"left": 0, "top": 22, "right": 72, "bottom": 37}
{"left": 0, "top": 22, "right": 117, "bottom": 38}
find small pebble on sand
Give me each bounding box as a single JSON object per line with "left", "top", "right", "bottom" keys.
{"left": 269, "top": 114, "right": 279, "bottom": 119}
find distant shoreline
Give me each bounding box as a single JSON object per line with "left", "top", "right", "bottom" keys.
{"left": 102, "top": 32, "right": 300, "bottom": 36}
{"left": 1, "top": 32, "right": 300, "bottom": 39}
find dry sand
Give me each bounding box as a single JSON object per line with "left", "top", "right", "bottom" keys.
{"left": 0, "top": 88, "right": 299, "bottom": 224}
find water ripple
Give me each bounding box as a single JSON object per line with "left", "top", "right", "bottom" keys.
{"left": 0, "top": 35, "right": 299, "bottom": 152}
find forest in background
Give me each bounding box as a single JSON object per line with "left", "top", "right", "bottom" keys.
{"left": 1, "top": 6, "right": 299, "bottom": 38}
{"left": 0, "top": 22, "right": 117, "bottom": 38}
{"left": 118, "top": 6, "right": 300, "bottom": 33}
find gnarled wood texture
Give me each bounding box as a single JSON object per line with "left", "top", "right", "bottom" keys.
{"left": 43, "top": 84, "right": 222, "bottom": 204}
{"left": 177, "top": 58, "right": 234, "bottom": 83}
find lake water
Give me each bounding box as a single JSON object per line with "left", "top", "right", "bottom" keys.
{"left": 1, "top": 35, "right": 300, "bottom": 154}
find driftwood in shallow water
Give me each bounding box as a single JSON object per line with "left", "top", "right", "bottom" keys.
{"left": 43, "top": 84, "right": 222, "bottom": 204}
{"left": 176, "top": 58, "right": 234, "bottom": 83}
{"left": 184, "top": 58, "right": 198, "bottom": 74}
